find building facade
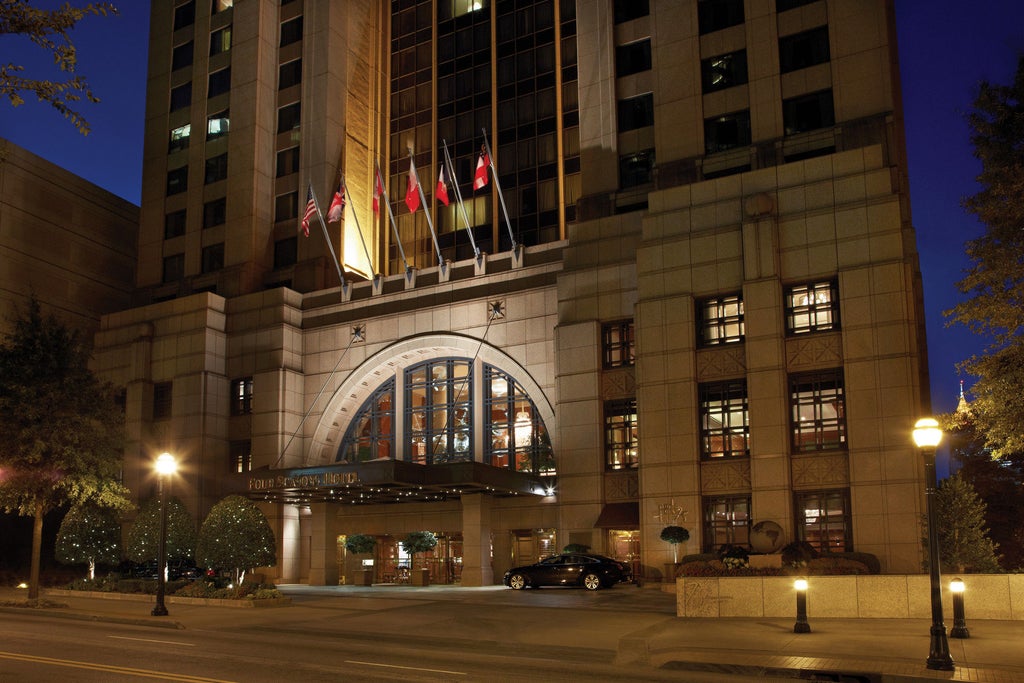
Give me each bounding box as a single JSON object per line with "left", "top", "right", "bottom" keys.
{"left": 93, "top": 0, "right": 932, "bottom": 585}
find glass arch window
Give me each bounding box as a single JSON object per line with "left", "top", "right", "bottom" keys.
{"left": 338, "top": 379, "right": 395, "bottom": 463}
{"left": 407, "top": 359, "right": 472, "bottom": 464}
{"left": 485, "top": 365, "right": 554, "bottom": 475}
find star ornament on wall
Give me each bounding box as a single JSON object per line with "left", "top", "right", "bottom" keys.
{"left": 489, "top": 300, "right": 505, "bottom": 320}
{"left": 351, "top": 325, "right": 365, "bottom": 343}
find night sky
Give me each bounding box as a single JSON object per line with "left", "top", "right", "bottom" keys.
{"left": 2, "top": 1, "right": 1022, "bottom": 416}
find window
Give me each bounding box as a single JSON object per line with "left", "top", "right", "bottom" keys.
{"left": 278, "top": 102, "right": 301, "bottom": 133}
{"left": 613, "top": 0, "right": 648, "bottom": 24}
{"left": 783, "top": 89, "right": 834, "bottom": 135}
{"left": 698, "top": 0, "right": 744, "bottom": 35}
{"left": 485, "top": 366, "right": 554, "bottom": 474}
{"left": 779, "top": 26, "right": 830, "bottom": 73}
{"left": 207, "top": 109, "right": 229, "bottom": 140}
{"left": 168, "top": 123, "right": 191, "bottom": 153}
{"left": 165, "top": 210, "right": 187, "bottom": 239}
{"left": 276, "top": 146, "right": 300, "bottom": 177}
{"left": 162, "top": 253, "right": 184, "bottom": 283}
{"left": 201, "top": 243, "right": 224, "bottom": 273}
{"left": 795, "top": 489, "right": 851, "bottom": 553}
{"left": 203, "top": 197, "right": 226, "bottom": 228}
{"left": 699, "top": 295, "right": 744, "bottom": 345}
{"left": 699, "top": 381, "right": 749, "bottom": 459}
{"left": 785, "top": 280, "right": 838, "bottom": 334}
{"left": 279, "top": 59, "right": 302, "bottom": 90}
{"left": 153, "top": 382, "right": 173, "bottom": 420}
{"left": 172, "top": 41, "right": 193, "bottom": 70}
{"left": 205, "top": 153, "right": 228, "bottom": 184}
{"left": 212, "top": 0, "right": 233, "bottom": 13}
{"left": 166, "top": 166, "right": 188, "bottom": 195}
{"left": 617, "top": 93, "right": 654, "bottom": 132}
{"left": 406, "top": 359, "right": 472, "bottom": 465}
{"left": 230, "top": 377, "right": 253, "bottom": 415}
{"left": 230, "top": 440, "right": 251, "bottom": 473}
{"left": 280, "top": 16, "right": 303, "bottom": 47}
{"left": 173, "top": 1, "right": 195, "bottom": 31}
{"left": 210, "top": 26, "right": 232, "bottom": 55}
{"left": 790, "top": 369, "right": 846, "bottom": 452}
{"left": 604, "top": 399, "right": 638, "bottom": 470}
{"left": 615, "top": 40, "right": 651, "bottom": 78}
{"left": 170, "top": 82, "right": 192, "bottom": 111}
{"left": 619, "top": 148, "right": 654, "bottom": 189}
{"left": 274, "top": 237, "right": 297, "bottom": 268}
{"left": 704, "top": 110, "right": 751, "bottom": 154}
{"left": 701, "top": 49, "right": 748, "bottom": 93}
{"left": 602, "top": 320, "right": 635, "bottom": 368}
{"left": 208, "top": 67, "right": 231, "bottom": 98}
{"left": 339, "top": 380, "right": 395, "bottom": 463}
{"left": 703, "top": 495, "right": 750, "bottom": 553}
{"left": 275, "top": 192, "right": 298, "bottom": 222}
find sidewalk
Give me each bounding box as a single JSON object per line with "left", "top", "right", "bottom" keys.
{"left": 2, "top": 584, "right": 1024, "bottom": 682}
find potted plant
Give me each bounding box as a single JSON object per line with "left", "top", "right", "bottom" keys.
{"left": 660, "top": 525, "right": 690, "bottom": 563}
{"left": 345, "top": 534, "right": 377, "bottom": 585}
{"left": 401, "top": 531, "right": 437, "bottom": 586}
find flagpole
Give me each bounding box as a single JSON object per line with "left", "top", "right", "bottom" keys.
{"left": 442, "top": 139, "right": 481, "bottom": 259}
{"left": 341, "top": 175, "right": 376, "bottom": 279}
{"left": 481, "top": 128, "right": 517, "bottom": 252}
{"left": 308, "top": 182, "right": 347, "bottom": 290}
{"left": 410, "top": 149, "right": 445, "bottom": 268}
{"left": 376, "top": 160, "right": 410, "bottom": 273}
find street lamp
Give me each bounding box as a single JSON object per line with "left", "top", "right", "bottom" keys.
{"left": 793, "top": 578, "right": 811, "bottom": 633}
{"left": 950, "top": 578, "right": 969, "bottom": 639}
{"left": 912, "top": 418, "right": 954, "bottom": 671}
{"left": 152, "top": 452, "right": 177, "bottom": 617}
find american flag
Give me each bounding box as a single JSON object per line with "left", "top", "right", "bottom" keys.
{"left": 300, "top": 186, "right": 317, "bottom": 236}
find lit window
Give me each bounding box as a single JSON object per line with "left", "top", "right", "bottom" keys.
{"left": 168, "top": 124, "right": 191, "bottom": 153}
{"left": 604, "top": 399, "right": 638, "bottom": 470}
{"left": 406, "top": 359, "right": 472, "bottom": 465}
{"left": 230, "top": 440, "right": 251, "bottom": 473}
{"left": 210, "top": 26, "right": 232, "bottom": 55}
{"left": 230, "top": 377, "right": 253, "bottom": 415}
{"left": 703, "top": 495, "right": 750, "bottom": 553}
{"left": 212, "top": 0, "right": 233, "bottom": 14}
{"left": 698, "top": 295, "right": 744, "bottom": 345}
{"left": 699, "top": 381, "right": 749, "bottom": 459}
{"left": 790, "top": 369, "right": 846, "bottom": 452}
{"left": 485, "top": 366, "right": 554, "bottom": 474}
{"left": 602, "top": 320, "right": 635, "bottom": 368}
{"left": 207, "top": 109, "right": 229, "bottom": 140}
{"left": 339, "top": 381, "right": 395, "bottom": 463}
{"left": 785, "top": 281, "right": 838, "bottom": 334}
{"left": 795, "top": 489, "right": 851, "bottom": 553}
{"left": 701, "top": 50, "right": 748, "bottom": 93}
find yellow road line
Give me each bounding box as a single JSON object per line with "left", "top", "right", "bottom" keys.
{"left": 0, "top": 651, "right": 235, "bottom": 682}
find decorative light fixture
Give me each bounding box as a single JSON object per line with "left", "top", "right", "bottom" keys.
{"left": 152, "top": 452, "right": 177, "bottom": 617}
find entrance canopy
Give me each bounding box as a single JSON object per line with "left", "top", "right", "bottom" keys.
{"left": 593, "top": 502, "right": 640, "bottom": 529}
{"left": 232, "top": 460, "right": 551, "bottom": 506}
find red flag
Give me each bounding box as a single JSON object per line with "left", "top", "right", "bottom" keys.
{"left": 373, "top": 168, "right": 385, "bottom": 215}
{"left": 473, "top": 147, "right": 490, "bottom": 190}
{"left": 405, "top": 158, "right": 421, "bottom": 213}
{"left": 326, "top": 182, "right": 345, "bottom": 223}
{"left": 300, "top": 186, "right": 316, "bottom": 237}
{"left": 436, "top": 165, "right": 450, "bottom": 206}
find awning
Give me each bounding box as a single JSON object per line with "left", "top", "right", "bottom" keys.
{"left": 593, "top": 502, "right": 639, "bottom": 529}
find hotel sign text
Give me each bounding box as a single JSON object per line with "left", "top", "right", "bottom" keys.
{"left": 248, "top": 471, "right": 360, "bottom": 491}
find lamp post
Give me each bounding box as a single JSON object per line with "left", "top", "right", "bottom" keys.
{"left": 912, "top": 418, "right": 954, "bottom": 671}
{"left": 950, "top": 578, "right": 969, "bottom": 639}
{"left": 793, "top": 578, "right": 811, "bottom": 633}
{"left": 152, "top": 452, "right": 177, "bottom": 617}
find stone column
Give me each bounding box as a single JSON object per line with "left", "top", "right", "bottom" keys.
{"left": 307, "top": 503, "right": 339, "bottom": 585}
{"left": 460, "top": 493, "right": 493, "bottom": 586}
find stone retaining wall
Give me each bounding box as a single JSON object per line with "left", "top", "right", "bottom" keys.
{"left": 45, "top": 589, "right": 290, "bottom": 608}
{"left": 676, "top": 574, "right": 1024, "bottom": 620}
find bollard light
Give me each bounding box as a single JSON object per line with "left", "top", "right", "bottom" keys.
{"left": 949, "top": 578, "right": 969, "bottom": 639}
{"left": 152, "top": 452, "right": 177, "bottom": 617}
{"left": 793, "top": 578, "right": 810, "bottom": 633}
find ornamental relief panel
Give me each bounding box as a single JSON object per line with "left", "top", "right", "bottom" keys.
{"left": 700, "top": 460, "right": 751, "bottom": 493}
{"left": 791, "top": 452, "right": 849, "bottom": 487}
{"left": 604, "top": 470, "right": 640, "bottom": 500}
{"left": 786, "top": 332, "right": 843, "bottom": 370}
{"left": 601, "top": 367, "right": 636, "bottom": 400}
{"left": 696, "top": 346, "right": 746, "bottom": 381}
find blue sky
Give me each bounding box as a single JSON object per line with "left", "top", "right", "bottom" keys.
{"left": 1, "top": 1, "right": 1021, "bottom": 416}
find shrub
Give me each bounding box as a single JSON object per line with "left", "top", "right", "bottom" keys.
{"left": 718, "top": 544, "right": 750, "bottom": 570}
{"left": 781, "top": 541, "right": 818, "bottom": 568}
{"left": 806, "top": 557, "right": 870, "bottom": 575}
{"left": 680, "top": 553, "right": 717, "bottom": 565}
{"left": 563, "top": 543, "right": 591, "bottom": 553}
{"left": 832, "top": 551, "right": 881, "bottom": 574}
{"left": 345, "top": 534, "right": 377, "bottom": 554}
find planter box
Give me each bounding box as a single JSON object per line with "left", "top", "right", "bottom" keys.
{"left": 351, "top": 570, "right": 374, "bottom": 586}
{"left": 410, "top": 568, "right": 430, "bottom": 586}
{"left": 45, "top": 588, "right": 290, "bottom": 608}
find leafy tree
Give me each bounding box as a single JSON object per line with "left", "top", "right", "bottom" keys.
{"left": 126, "top": 496, "right": 196, "bottom": 565}
{"left": 0, "top": 1, "right": 117, "bottom": 134}
{"left": 196, "top": 495, "right": 275, "bottom": 584}
{"left": 946, "top": 55, "right": 1024, "bottom": 458}
{"left": 0, "top": 297, "right": 130, "bottom": 600}
{"left": 401, "top": 531, "right": 437, "bottom": 570}
{"left": 660, "top": 525, "right": 690, "bottom": 563}
{"left": 55, "top": 503, "right": 121, "bottom": 579}
{"left": 344, "top": 533, "right": 376, "bottom": 554}
{"left": 926, "top": 473, "right": 1001, "bottom": 573}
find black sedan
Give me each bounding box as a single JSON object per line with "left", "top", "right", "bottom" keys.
{"left": 503, "top": 553, "right": 632, "bottom": 590}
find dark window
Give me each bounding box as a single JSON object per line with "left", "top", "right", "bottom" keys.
{"left": 604, "top": 399, "right": 638, "bottom": 470}
{"left": 279, "top": 59, "right": 302, "bottom": 90}
{"left": 172, "top": 41, "right": 193, "bottom": 70}
{"left": 173, "top": 1, "right": 195, "bottom": 31}
{"left": 203, "top": 197, "right": 226, "bottom": 228}
{"left": 201, "top": 243, "right": 224, "bottom": 273}
{"left": 700, "top": 381, "right": 749, "bottom": 459}
{"left": 617, "top": 93, "right": 654, "bottom": 132}
{"left": 278, "top": 102, "right": 301, "bottom": 133}
{"left": 207, "top": 109, "right": 229, "bottom": 140}
{"left": 701, "top": 49, "right": 748, "bottom": 92}
{"left": 619, "top": 148, "right": 654, "bottom": 188}
{"left": 704, "top": 110, "right": 751, "bottom": 154}
{"left": 165, "top": 210, "right": 187, "bottom": 239}
{"left": 280, "top": 16, "right": 303, "bottom": 47}
{"left": 615, "top": 39, "right": 652, "bottom": 78}
{"left": 779, "top": 26, "right": 830, "bottom": 73}
{"left": 274, "top": 237, "right": 297, "bottom": 268}
{"left": 276, "top": 146, "right": 300, "bottom": 177}
{"left": 703, "top": 495, "right": 750, "bottom": 553}
{"left": 208, "top": 67, "right": 231, "bottom": 98}
{"left": 162, "top": 254, "right": 184, "bottom": 283}
{"left": 613, "top": 0, "right": 649, "bottom": 24}
{"left": 168, "top": 124, "right": 190, "bottom": 153}
{"left": 785, "top": 280, "right": 839, "bottom": 334}
{"left": 777, "top": 0, "right": 817, "bottom": 12}
{"left": 210, "top": 26, "right": 232, "bottom": 55}
{"left": 230, "top": 440, "right": 251, "bottom": 473}
{"left": 790, "top": 369, "right": 846, "bottom": 452}
{"left": 170, "top": 82, "right": 191, "bottom": 111}
{"left": 795, "top": 489, "right": 851, "bottom": 553}
{"left": 230, "top": 377, "right": 253, "bottom": 415}
{"left": 602, "top": 320, "right": 635, "bottom": 368}
{"left": 153, "top": 382, "right": 173, "bottom": 420}
{"left": 166, "top": 166, "right": 188, "bottom": 195}
{"left": 783, "top": 89, "right": 834, "bottom": 135}
{"left": 698, "top": 295, "right": 744, "bottom": 345}
{"left": 275, "top": 192, "right": 298, "bottom": 222}
{"left": 205, "top": 153, "right": 228, "bottom": 184}
{"left": 698, "top": 0, "right": 744, "bottom": 35}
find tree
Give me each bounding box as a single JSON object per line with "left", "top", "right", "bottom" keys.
{"left": 344, "top": 534, "right": 376, "bottom": 555}
{"left": 928, "top": 473, "right": 1001, "bottom": 573}
{"left": 0, "top": 298, "right": 130, "bottom": 600}
{"left": 196, "top": 495, "right": 276, "bottom": 585}
{"left": 660, "top": 526, "right": 690, "bottom": 563}
{"left": 401, "top": 531, "right": 437, "bottom": 570}
{"left": 946, "top": 55, "right": 1024, "bottom": 458}
{"left": 55, "top": 503, "right": 121, "bottom": 579}
{"left": 0, "top": 1, "right": 117, "bottom": 134}
{"left": 126, "top": 496, "right": 196, "bottom": 566}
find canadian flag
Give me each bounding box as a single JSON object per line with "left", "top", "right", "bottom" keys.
{"left": 473, "top": 148, "right": 490, "bottom": 191}
{"left": 436, "top": 165, "right": 450, "bottom": 206}
{"left": 372, "top": 169, "right": 385, "bottom": 215}
{"left": 405, "top": 158, "right": 421, "bottom": 213}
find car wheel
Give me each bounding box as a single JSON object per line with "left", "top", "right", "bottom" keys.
{"left": 583, "top": 573, "right": 602, "bottom": 591}
{"left": 508, "top": 573, "right": 527, "bottom": 590}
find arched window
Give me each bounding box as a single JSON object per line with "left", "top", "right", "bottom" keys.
{"left": 338, "top": 379, "right": 394, "bottom": 463}
{"left": 407, "top": 359, "right": 472, "bottom": 464}
{"left": 485, "top": 365, "right": 554, "bottom": 475}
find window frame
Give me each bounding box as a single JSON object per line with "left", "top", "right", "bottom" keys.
{"left": 783, "top": 89, "right": 835, "bottom": 136}
{"left": 701, "top": 49, "right": 748, "bottom": 93}
{"left": 704, "top": 110, "right": 751, "bottom": 154}
{"left": 789, "top": 369, "right": 847, "bottom": 453}
{"left": 230, "top": 377, "right": 253, "bottom": 416}
{"left": 602, "top": 320, "right": 635, "bottom": 368}
{"left": 230, "top": 439, "right": 252, "bottom": 473}
{"left": 702, "top": 495, "right": 750, "bottom": 553}
{"left": 698, "top": 294, "right": 745, "bottom": 346}
{"left": 698, "top": 0, "right": 744, "bottom": 35}
{"left": 201, "top": 242, "right": 225, "bottom": 274}
{"left": 203, "top": 197, "right": 226, "bottom": 228}
{"left": 699, "top": 380, "right": 749, "bottom": 459}
{"left": 153, "top": 381, "right": 173, "bottom": 420}
{"left": 794, "top": 488, "right": 852, "bottom": 553}
{"left": 604, "top": 398, "right": 638, "bottom": 470}
{"left": 779, "top": 26, "right": 830, "bottom": 74}
{"left": 785, "top": 280, "right": 839, "bottom": 334}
